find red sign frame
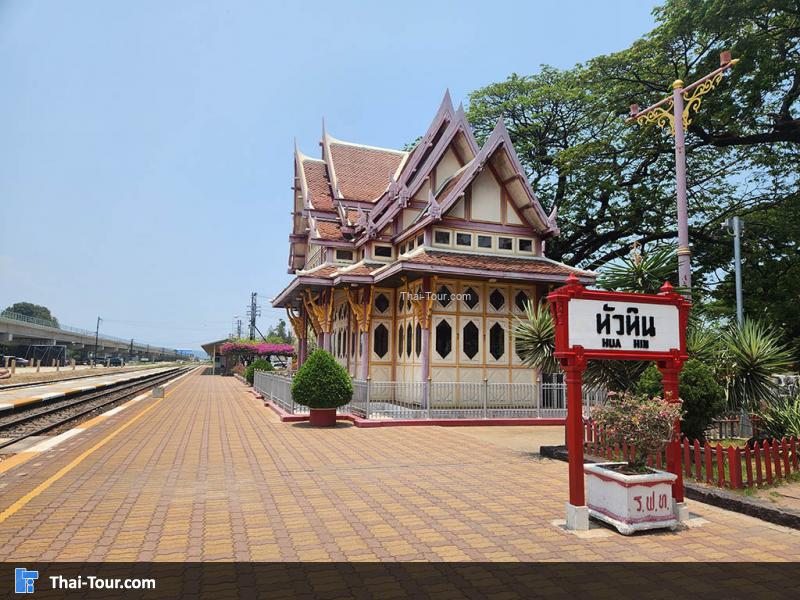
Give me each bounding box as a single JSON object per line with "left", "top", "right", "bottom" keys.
{"left": 547, "top": 274, "right": 691, "bottom": 520}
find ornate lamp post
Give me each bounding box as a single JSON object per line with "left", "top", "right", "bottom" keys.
{"left": 627, "top": 51, "right": 739, "bottom": 291}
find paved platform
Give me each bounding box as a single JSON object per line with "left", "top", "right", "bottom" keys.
{"left": 0, "top": 370, "right": 798, "bottom": 562}
{"left": 0, "top": 366, "right": 176, "bottom": 411}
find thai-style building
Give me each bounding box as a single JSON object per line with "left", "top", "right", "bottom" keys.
{"left": 273, "top": 92, "right": 595, "bottom": 387}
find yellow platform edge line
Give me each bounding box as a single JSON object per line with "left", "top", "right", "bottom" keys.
{"left": 0, "top": 367, "right": 198, "bottom": 524}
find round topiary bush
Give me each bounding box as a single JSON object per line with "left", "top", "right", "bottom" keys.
{"left": 636, "top": 358, "right": 726, "bottom": 442}
{"left": 245, "top": 358, "right": 274, "bottom": 385}
{"left": 291, "top": 349, "right": 352, "bottom": 410}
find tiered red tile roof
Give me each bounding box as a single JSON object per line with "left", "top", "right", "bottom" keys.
{"left": 329, "top": 142, "right": 406, "bottom": 202}
{"left": 302, "top": 159, "right": 335, "bottom": 211}
{"left": 402, "top": 250, "right": 592, "bottom": 277}
{"left": 315, "top": 221, "right": 346, "bottom": 241}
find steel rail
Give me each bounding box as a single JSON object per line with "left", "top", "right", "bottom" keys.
{"left": 0, "top": 367, "right": 190, "bottom": 451}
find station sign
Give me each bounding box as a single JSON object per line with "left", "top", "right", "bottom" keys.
{"left": 567, "top": 299, "right": 680, "bottom": 354}
{"left": 549, "top": 275, "right": 690, "bottom": 362}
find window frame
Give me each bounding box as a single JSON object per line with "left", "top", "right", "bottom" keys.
{"left": 433, "top": 229, "right": 452, "bottom": 247}
{"left": 455, "top": 231, "right": 473, "bottom": 248}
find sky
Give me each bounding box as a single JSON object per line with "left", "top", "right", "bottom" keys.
{"left": 0, "top": 0, "right": 661, "bottom": 352}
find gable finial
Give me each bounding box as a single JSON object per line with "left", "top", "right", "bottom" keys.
{"left": 441, "top": 88, "right": 453, "bottom": 112}
{"left": 548, "top": 204, "right": 558, "bottom": 227}
{"left": 428, "top": 187, "right": 443, "bottom": 220}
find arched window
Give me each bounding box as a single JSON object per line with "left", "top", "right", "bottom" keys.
{"left": 373, "top": 324, "right": 388, "bottom": 358}
{"left": 397, "top": 325, "right": 404, "bottom": 358}
{"left": 435, "top": 320, "right": 452, "bottom": 359}
{"left": 462, "top": 321, "right": 479, "bottom": 359}
{"left": 415, "top": 323, "right": 422, "bottom": 357}
{"left": 490, "top": 323, "right": 505, "bottom": 360}
{"left": 375, "top": 293, "right": 389, "bottom": 313}
{"left": 437, "top": 285, "right": 452, "bottom": 307}
{"left": 463, "top": 287, "right": 479, "bottom": 309}
{"left": 515, "top": 291, "right": 529, "bottom": 312}
{"left": 489, "top": 289, "right": 505, "bottom": 311}
{"left": 406, "top": 323, "right": 412, "bottom": 357}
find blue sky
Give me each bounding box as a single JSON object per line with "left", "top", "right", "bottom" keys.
{"left": 0, "top": 1, "right": 660, "bottom": 351}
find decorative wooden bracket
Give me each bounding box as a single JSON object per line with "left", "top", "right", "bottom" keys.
{"left": 302, "top": 289, "right": 334, "bottom": 334}
{"left": 286, "top": 307, "right": 306, "bottom": 341}
{"left": 409, "top": 276, "right": 437, "bottom": 329}
{"left": 346, "top": 286, "right": 373, "bottom": 333}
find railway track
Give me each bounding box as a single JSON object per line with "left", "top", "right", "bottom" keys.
{"left": 0, "top": 366, "right": 191, "bottom": 451}
{"left": 0, "top": 366, "right": 177, "bottom": 391}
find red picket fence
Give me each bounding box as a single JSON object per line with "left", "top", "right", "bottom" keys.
{"left": 583, "top": 420, "right": 799, "bottom": 490}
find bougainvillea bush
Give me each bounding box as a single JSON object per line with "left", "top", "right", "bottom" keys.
{"left": 590, "top": 393, "right": 683, "bottom": 472}
{"left": 219, "top": 341, "right": 295, "bottom": 357}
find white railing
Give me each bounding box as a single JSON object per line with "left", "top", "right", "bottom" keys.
{"left": 254, "top": 371, "right": 607, "bottom": 420}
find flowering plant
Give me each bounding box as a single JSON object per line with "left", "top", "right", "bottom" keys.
{"left": 220, "top": 340, "right": 295, "bottom": 357}
{"left": 590, "top": 393, "right": 682, "bottom": 470}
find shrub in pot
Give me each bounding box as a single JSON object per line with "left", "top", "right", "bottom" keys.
{"left": 291, "top": 349, "right": 352, "bottom": 427}
{"left": 245, "top": 358, "right": 274, "bottom": 385}
{"left": 636, "top": 358, "right": 725, "bottom": 442}
{"left": 586, "top": 393, "right": 683, "bottom": 535}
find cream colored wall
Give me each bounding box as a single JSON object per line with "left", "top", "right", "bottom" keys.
{"left": 401, "top": 208, "right": 421, "bottom": 229}
{"left": 435, "top": 148, "right": 461, "bottom": 189}
{"left": 427, "top": 279, "right": 538, "bottom": 384}
{"left": 330, "top": 280, "right": 541, "bottom": 385}
{"left": 470, "top": 170, "right": 502, "bottom": 223}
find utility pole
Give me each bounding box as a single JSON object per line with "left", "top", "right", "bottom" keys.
{"left": 627, "top": 51, "right": 739, "bottom": 292}
{"left": 94, "top": 316, "right": 102, "bottom": 367}
{"left": 247, "top": 292, "right": 260, "bottom": 340}
{"left": 236, "top": 318, "right": 242, "bottom": 339}
{"left": 724, "top": 216, "right": 745, "bottom": 326}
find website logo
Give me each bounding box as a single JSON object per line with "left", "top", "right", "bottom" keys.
{"left": 15, "top": 568, "right": 38, "bottom": 594}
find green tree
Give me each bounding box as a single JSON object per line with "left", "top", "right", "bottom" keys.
{"left": 467, "top": 0, "right": 798, "bottom": 280}
{"left": 2, "top": 302, "right": 59, "bottom": 327}
{"left": 707, "top": 195, "right": 800, "bottom": 358}
{"left": 265, "top": 318, "right": 294, "bottom": 345}
{"left": 637, "top": 359, "right": 726, "bottom": 441}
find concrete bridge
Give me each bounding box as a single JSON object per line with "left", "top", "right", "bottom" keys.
{"left": 0, "top": 311, "right": 184, "bottom": 361}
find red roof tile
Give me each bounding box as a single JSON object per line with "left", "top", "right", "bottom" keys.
{"left": 300, "top": 264, "right": 338, "bottom": 278}
{"left": 315, "top": 221, "right": 346, "bottom": 241}
{"left": 403, "top": 250, "right": 593, "bottom": 277}
{"left": 302, "top": 159, "right": 335, "bottom": 211}
{"left": 341, "top": 262, "right": 383, "bottom": 276}
{"left": 329, "top": 142, "right": 406, "bottom": 202}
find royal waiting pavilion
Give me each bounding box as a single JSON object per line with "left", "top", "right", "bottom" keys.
{"left": 273, "top": 92, "right": 595, "bottom": 391}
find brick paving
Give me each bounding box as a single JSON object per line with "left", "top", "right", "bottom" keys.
{"left": 0, "top": 369, "right": 799, "bottom": 562}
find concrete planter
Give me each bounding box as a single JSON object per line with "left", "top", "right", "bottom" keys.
{"left": 309, "top": 408, "right": 337, "bottom": 427}
{"left": 584, "top": 462, "right": 678, "bottom": 535}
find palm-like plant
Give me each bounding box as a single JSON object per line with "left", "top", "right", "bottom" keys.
{"left": 513, "top": 301, "right": 558, "bottom": 374}
{"left": 721, "top": 319, "right": 794, "bottom": 411}
{"left": 515, "top": 245, "right": 682, "bottom": 391}
{"left": 597, "top": 245, "right": 677, "bottom": 294}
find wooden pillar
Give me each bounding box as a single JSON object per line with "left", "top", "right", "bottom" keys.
{"left": 658, "top": 358, "right": 685, "bottom": 503}
{"left": 562, "top": 356, "right": 586, "bottom": 508}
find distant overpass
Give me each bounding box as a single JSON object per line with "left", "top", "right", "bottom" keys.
{"left": 0, "top": 311, "right": 185, "bottom": 361}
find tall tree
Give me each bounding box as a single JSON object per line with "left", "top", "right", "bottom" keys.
{"left": 467, "top": 0, "right": 799, "bottom": 284}
{"left": 2, "top": 302, "right": 59, "bottom": 327}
